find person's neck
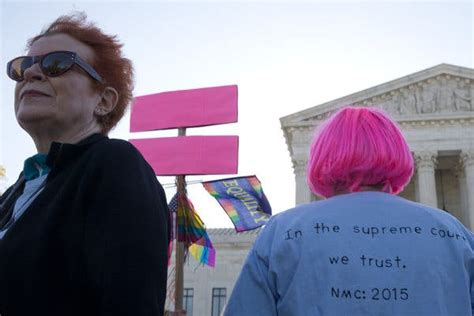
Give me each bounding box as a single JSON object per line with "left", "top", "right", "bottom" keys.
{"left": 29, "top": 125, "right": 102, "bottom": 153}
{"left": 333, "top": 185, "right": 385, "bottom": 196}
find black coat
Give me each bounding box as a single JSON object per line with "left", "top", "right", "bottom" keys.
{"left": 0, "top": 134, "right": 169, "bottom": 316}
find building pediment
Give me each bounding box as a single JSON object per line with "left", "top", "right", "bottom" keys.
{"left": 280, "top": 64, "right": 474, "bottom": 128}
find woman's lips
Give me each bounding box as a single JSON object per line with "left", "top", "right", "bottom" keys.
{"left": 21, "top": 90, "right": 51, "bottom": 99}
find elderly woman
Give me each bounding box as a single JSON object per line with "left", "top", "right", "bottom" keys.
{"left": 225, "top": 106, "right": 473, "bottom": 315}
{"left": 0, "top": 14, "right": 169, "bottom": 316}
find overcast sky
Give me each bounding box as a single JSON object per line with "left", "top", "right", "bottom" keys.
{"left": 0, "top": 0, "right": 472, "bottom": 228}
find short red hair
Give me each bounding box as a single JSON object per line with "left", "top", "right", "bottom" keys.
{"left": 28, "top": 13, "right": 134, "bottom": 134}
{"left": 306, "top": 106, "right": 414, "bottom": 198}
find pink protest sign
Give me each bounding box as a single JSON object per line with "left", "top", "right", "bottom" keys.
{"left": 130, "top": 85, "right": 238, "bottom": 132}
{"left": 130, "top": 136, "right": 239, "bottom": 175}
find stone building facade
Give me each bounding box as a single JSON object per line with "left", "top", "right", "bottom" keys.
{"left": 280, "top": 63, "right": 474, "bottom": 230}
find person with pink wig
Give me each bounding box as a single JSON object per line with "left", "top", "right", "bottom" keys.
{"left": 225, "top": 106, "right": 473, "bottom": 315}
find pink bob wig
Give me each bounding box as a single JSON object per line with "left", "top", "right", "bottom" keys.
{"left": 306, "top": 106, "right": 414, "bottom": 198}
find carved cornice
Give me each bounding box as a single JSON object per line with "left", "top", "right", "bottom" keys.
{"left": 285, "top": 115, "right": 474, "bottom": 130}
{"left": 398, "top": 116, "right": 474, "bottom": 128}
{"left": 414, "top": 151, "right": 438, "bottom": 170}
{"left": 284, "top": 126, "right": 314, "bottom": 133}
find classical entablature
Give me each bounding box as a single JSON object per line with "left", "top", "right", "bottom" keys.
{"left": 280, "top": 63, "right": 474, "bottom": 229}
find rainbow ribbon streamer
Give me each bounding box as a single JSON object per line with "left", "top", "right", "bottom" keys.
{"left": 176, "top": 193, "right": 216, "bottom": 267}
{"left": 203, "top": 175, "right": 272, "bottom": 232}
{"left": 189, "top": 239, "right": 215, "bottom": 267}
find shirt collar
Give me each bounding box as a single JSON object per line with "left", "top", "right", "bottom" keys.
{"left": 45, "top": 133, "right": 107, "bottom": 170}
{"left": 23, "top": 153, "right": 50, "bottom": 181}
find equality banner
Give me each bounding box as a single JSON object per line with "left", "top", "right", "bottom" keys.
{"left": 130, "top": 85, "right": 238, "bottom": 132}
{"left": 130, "top": 136, "right": 238, "bottom": 175}
{"left": 202, "top": 176, "right": 272, "bottom": 232}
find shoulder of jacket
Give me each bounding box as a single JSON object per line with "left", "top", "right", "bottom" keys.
{"left": 89, "top": 138, "right": 140, "bottom": 157}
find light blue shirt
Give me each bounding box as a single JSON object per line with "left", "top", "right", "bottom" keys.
{"left": 0, "top": 154, "right": 49, "bottom": 239}
{"left": 225, "top": 192, "right": 474, "bottom": 316}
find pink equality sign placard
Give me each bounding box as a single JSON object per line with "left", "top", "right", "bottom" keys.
{"left": 130, "top": 136, "right": 239, "bottom": 175}
{"left": 130, "top": 85, "right": 238, "bottom": 132}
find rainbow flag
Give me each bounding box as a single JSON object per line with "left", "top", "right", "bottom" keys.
{"left": 202, "top": 176, "right": 272, "bottom": 232}
{"left": 176, "top": 192, "right": 216, "bottom": 267}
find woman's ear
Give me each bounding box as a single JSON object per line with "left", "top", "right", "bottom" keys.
{"left": 94, "top": 87, "right": 119, "bottom": 116}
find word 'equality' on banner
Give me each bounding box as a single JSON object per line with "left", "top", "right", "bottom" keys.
{"left": 203, "top": 176, "right": 272, "bottom": 232}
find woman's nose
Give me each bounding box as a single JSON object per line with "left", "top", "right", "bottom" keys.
{"left": 23, "top": 62, "right": 45, "bottom": 82}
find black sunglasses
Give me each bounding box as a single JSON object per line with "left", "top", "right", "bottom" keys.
{"left": 6, "top": 50, "right": 103, "bottom": 83}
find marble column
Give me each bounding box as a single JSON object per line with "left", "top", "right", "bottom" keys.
{"left": 414, "top": 151, "right": 438, "bottom": 208}
{"left": 293, "top": 159, "right": 313, "bottom": 205}
{"left": 454, "top": 162, "right": 468, "bottom": 226}
{"left": 460, "top": 151, "right": 474, "bottom": 230}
